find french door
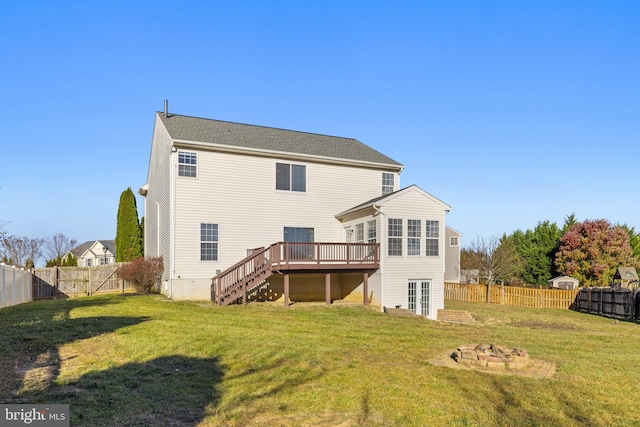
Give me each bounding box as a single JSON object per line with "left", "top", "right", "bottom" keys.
{"left": 408, "top": 279, "right": 431, "bottom": 316}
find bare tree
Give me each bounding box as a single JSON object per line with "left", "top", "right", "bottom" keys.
{"left": 467, "top": 235, "right": 524, "bottom": 285}
{"left": 44, "top": 232, "right": 77, "bottom": 261}
{"left": 0, "top": 235, "right": 45, "bottom": 268}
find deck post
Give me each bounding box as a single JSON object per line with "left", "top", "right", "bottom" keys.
{"left": 284, "top": 274, "right": 290, "bottom": 308}
{"left": 363, "top": 272, "right": 369, "bottom": 306}
{"left": 243, "top": 280, "right": 247, "bottom": 305}
{"left": 325, "top": 273, "right": 331, "bottom": 305}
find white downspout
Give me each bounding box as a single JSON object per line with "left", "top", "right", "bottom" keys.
{"left": 373, "top": 202, "right": 385, "bottom": 312}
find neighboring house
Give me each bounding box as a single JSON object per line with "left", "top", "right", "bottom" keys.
{"left": 613, "top": 267, "right": 639, "bottom": 289}
{"left": 67, "top": 240, "right": 116, "bottom": 267}
{"left": 548, "top": 275, "right": 579, "bottom": 290}
{"left": 139, "top": 107, "right": 457, "bottom": 319}
{"left": 460, "top": 269, "right": 483, "bottom": 284}
{"left": 444, "top": 226, "right": 461, "bottom": 283}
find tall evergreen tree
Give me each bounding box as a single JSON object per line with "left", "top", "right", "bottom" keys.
{"left": 116, "top": 188, "right": 143, "bottom": 262}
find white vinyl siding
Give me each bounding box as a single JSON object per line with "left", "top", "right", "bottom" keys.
{"left": 144, "top": 115, "right": 174, "bottom": 284}
{"left": 378, "top": 187, "right": 447, "bottom": 320}
{"left": 171, "top": 149, "right": 397, "bottom": 292}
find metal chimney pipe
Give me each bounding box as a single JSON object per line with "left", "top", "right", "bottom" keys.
{"left": 164, "top": 99, "right": 168, "bottom": 118}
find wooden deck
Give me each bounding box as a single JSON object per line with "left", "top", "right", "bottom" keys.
{"left": 212, "top": 242, "right": 380, "bottom": 306}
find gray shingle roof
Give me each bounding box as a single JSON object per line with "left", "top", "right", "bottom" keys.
{"left": 70, "top": 240, "right": 115, "bottom": 257}
{"left": 158, "top": 113, "right": 403, "bottom": 167}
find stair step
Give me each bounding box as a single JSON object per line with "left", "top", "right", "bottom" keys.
{"left": 437, "top": 309, "right": 478, "bottom": 324}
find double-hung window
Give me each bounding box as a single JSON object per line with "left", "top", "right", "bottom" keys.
{"left": 276, "top": 163, "right": 306, "bottom": 192}
{"left": 408, "top": 219, "right": 421, "bottom": 256}
{"left": 425, "top": 220, "right": 439, "bottom": 256}
{"left": 178, "top": 151, "right": 197, "bottom": 177}
{"left": 367, "top": 220, "right": 377, "bottom": 244}
{"left": 355, "top": 223, "right": 364, "bottom": 243}
{"left": 382, "top": 173, "right": 394, "bottom": 195}
{"left": 388, "top": 218, "right": 403, "bottom": 256}
{"left": 201, "top": 223, "right": 219, "bottom": 261}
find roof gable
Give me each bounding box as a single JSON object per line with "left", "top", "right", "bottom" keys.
{"left": 157, "top": 113, "right": 403, "bottom": 168}
{"left": 70, "top": 240, "right": 115, "bottom": 258}
{"left": 335, "top": 185, "right": 451, "bottom": 220}
{"left": 616, "top": 267, "right": 639, "bottom": 280}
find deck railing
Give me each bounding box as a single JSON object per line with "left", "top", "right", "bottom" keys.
{"left": 212, "top": 242, "right": 380, "bottom": 305}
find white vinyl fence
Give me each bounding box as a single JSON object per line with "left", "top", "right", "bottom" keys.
{"left": 0, "top": 263, "right": 33, "bottom": 309}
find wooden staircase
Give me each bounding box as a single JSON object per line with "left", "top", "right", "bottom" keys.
{"left": 212, "top": 246, "right": 273, "bottom": 306}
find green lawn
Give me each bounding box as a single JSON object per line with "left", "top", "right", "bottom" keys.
{"left": 1, "top": 295, "right": 639, "bottom": 426}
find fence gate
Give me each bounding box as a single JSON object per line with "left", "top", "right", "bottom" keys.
{"left": 32, "top": 263, "right": 133, "bottom": 299}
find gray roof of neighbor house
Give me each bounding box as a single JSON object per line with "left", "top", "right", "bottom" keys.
{"left": 615, "top": 267, "right": 639, "bottom": 281}
{"left": 157, "top": 113, "right": 403, "bottom": 168}
{"left": 70, "top": 240, "right": 116, "bottom": 257}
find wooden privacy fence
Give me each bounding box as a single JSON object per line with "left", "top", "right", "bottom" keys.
{"left": 444, "top": 282, "right": 579, "bottom": 310}
{"left": 574, "top": 287, "right": 640, "bottom": 320}
{"left": 32, "top": 263, "right": 134, "bottom": 299}
{"left": 1, "top": 264, "right": 32, "bottom": 308}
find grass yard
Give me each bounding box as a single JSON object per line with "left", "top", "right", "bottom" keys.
{"left": 1, "top": 295, "right": 640, "bottom": 426}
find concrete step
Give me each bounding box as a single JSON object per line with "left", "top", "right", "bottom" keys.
{"left": 437, "top": 309, "right": 478, "bottom": 324}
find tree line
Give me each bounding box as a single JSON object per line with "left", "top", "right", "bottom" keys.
{"left": 461, "top": 214, "right": 640, "bottom": 287}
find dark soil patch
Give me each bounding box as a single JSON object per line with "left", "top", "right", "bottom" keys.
{"left": 513, "top": 321, "right": 580, "bottom": 331}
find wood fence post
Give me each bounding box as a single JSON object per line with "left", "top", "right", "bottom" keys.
{"left": 53, "top": 266, "right": 58, "bottom": 299}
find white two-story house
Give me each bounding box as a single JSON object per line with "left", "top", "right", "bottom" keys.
{"left": 140, "top": 106, "right": 456, "bottom": 319}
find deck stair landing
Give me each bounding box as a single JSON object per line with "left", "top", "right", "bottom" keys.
{"left": 437, "top": 309, "right": 479, "bottom": 324}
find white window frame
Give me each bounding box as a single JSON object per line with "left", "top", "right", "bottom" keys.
{"left": 450, "top": 236, "right": 459, "bottom": 246}
{"left": 201, "top": 223, "right": 219, "bottom": 261}
{"left": 367, "top": 220, "right": 377, "bottom": 244}
{"left": 276, "top": 162, "right": 306, "bottom": 192}
{"left": 178, "top": 151, "right": 197, "bottom": 177}
{"left": 425, "top": 220, "right": 439, "bottom": 256}
{"left": 382, "top": 173, "right": 394, "bottom": 195}
{"left": 388, "top": 218, "right": 403, "bottom": 256}
{"left": 408, "top": 219, "right": 421, "bottom": 256}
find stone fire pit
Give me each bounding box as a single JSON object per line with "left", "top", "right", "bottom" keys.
{"left": 454, "top": 342, "right": 529, "bottom": 370}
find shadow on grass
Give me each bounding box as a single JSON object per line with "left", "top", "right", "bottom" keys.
{"left": 1, "top": 296, "right": 224, "bottom": 426}
{"left": 0, "top": 296, "right": 147, "bottom": 402}
{"left": 54, "top": 355, "right": 223, "bottom": 426}
{"left": 447, "top": 372, "right": 599, "bottom": 427}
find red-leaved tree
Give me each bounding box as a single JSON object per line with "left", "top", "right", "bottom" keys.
{"left": 118, "top": 257, "right": 164, "bottom": 295}
{"left": 555, "top": 219, "right": 638, "bottom": 287}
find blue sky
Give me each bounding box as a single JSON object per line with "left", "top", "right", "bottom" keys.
{"left": 1, "top": 1, "right": 638, "bottom": 250}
